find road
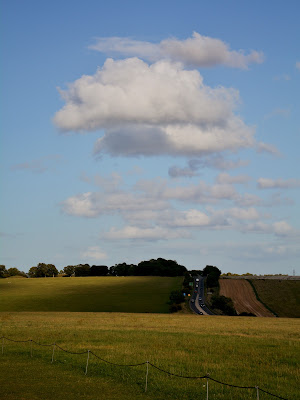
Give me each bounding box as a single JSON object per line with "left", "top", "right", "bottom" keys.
{"left": 189, "top": 276, "right": 214, "bottom": 315}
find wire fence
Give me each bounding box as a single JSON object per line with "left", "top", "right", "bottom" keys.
{"left": 1, "top": 336, "right": 289, "bottom": 400}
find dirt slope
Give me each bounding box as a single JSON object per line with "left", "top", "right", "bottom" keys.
{"left": 219, "top": 279, "right": 275, "bottom": 317}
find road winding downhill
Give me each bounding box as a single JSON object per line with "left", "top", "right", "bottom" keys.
{"left": 189, "top": 276, "right": 214, "bottom": 315}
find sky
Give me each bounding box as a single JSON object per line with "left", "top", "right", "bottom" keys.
{"left": 1, "top": 0, "right": 300, "bottom": 275}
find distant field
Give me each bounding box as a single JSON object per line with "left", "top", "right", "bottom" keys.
{"left": 0, "top": 312, "right": 299, "bottom": 400}
{"left": 0, "top": 276, "right": 183, "bottom": 313}
{"left": 219, "top": 279, "right": 274, "bottom": 317}
{"left": 250, "top": 279, "right": 300, "bottom": 318}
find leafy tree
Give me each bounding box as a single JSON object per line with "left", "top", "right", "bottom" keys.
{"left": 28, "top": 263, "right": 58, "bottom": 277}
{"left": 135, "top": 258, "right": 186, "bottom": 276}
{"left": 63, "top": 265, "right": 75, "bottom": 277}
{"left": 189, "top": 269, "right": 203, "bottom": 276}
{"left": 109, "top": 263, "right": 137, "bottom": 276}
{"left": 45, "top": 264, "right": 58, "bottom": 277}
{"left": 203, "top": 265, "right": 221, "bottom": 288}
{"left": 74, "top": 264, "right": 90, "bottom": 277}
{"left": 28, "top": 266, "right": 38, "bottom": 278}
{"left": 211, "top": 295, "right": 236, "bottom": 316}
{"left": 0, "top": 265, "right": 8, "bottom": 278}
{"left": 7, "top": 267, "right": 27, "bottom": 277}
{"left": 90, "top": 265, "right": 108, "bottom": 276}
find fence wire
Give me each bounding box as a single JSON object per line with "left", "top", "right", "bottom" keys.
{"left": 1, "top": 336, "right": 289, "bottom": 399}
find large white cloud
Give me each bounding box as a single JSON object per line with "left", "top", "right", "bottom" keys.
{"left": 89, "top": 32, "right": 264, "bottom": 69}
{"left": 54, "top": 57, "right": 255, "bottom": 157}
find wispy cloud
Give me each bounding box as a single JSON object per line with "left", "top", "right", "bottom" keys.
{"left": 264, "top": 108, "right": 291, "bottom": 120}
{"left": 168, "top": 156, "right": 249, "bottom": 178}
{"left": 61, "top": 175, "right": 298, "bottom": 240}
{"left": 80, "top": 246, "right": 107, "bottom": 260}
{"left": 89, "top": 32, "right": 264, "bottom": 69}
{"left": 257, "top": 178, "right": 300, "bottom": 189}
{"left": 11, "top": 155, "right": 62, "bottom": 173}
{"left": 273, "top": 74, "right": 290, "bottom": 81}
{"left": 256, "top": 142, "right": 281, "bottom": 156}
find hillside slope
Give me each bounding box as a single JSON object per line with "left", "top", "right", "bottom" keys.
{"left": 250, "top": 279, "right": 300, "bottom": 318}
{"left": 0, "top": 276, "right": 183, "bottom": 313}
{"left": 219, "top": 279, "right": 275, "bottom": 317}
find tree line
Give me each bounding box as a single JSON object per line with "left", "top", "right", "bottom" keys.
{"left": 0, "top": 265, "right": 27, "bottom": 278}
{"left": 0, "top": 258, "right": 187, "bottom": 278}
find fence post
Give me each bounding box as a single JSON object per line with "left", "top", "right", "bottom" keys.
{"left": 1, "top": 337, "right": 4, "bottom": 355}
{"left": 256, "top": 386, "right": 259, "bottom": 400}
{"left": 30, "top": 340, "right": 33, "bottom": 358}
{"left": 206, "top": 374, "right": 209, "bottom": 400}
{"left": 51, "top": 343, "right": 56, "bottom": 363}
{"left": 145, "top": 361, "right": 149, "bottom": 392}
{"left": 85, "top": 350, "right": 90, "bottom": 375}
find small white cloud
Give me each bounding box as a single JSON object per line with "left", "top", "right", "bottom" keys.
{"left": 257, "top": 178, "right": 300, "bottom": 189}
{"left": 102, "top": 226, "right": 189, "bottom": 240}
{"left": 215, "top": 172, "right": 251, "bottom": 185}
{"left": 171, "top": 209, "right": 212, "bottom": 227}
{"left": 296, "top": 61, "right": 300, "bottom": 71}
{"left": 272, "top": 221, "right": 294, "bottom": 236}
{"left": 81, "top": 246, "right": 107, "bottom": 260}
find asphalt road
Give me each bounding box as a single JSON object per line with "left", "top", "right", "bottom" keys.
{"left": 189, "top": 276, "right": 214, "bottom": 315}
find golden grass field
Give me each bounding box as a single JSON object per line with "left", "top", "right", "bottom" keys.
{"left": 1, "top": 312, "right": 299, "bottom": 399}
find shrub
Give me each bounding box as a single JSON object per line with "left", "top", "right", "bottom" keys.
{"left": 211, "top": 295, "right": 237, "bottom": 316}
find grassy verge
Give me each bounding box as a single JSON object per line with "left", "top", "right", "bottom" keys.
{"left": 1, "top": 312, "right": 298, "bottom": 399}
{"left": 0, "top": 276, "right": 183, "bottom": 313}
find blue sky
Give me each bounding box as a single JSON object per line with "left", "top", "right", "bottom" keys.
{"left": 1, "top": 0, "right": 300, "bottom": 274}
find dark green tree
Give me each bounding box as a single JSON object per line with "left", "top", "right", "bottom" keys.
{"left": 0, "top": 265, "right": 8, "bottom": 278}
{"left": 63, "top": 265, "right": 75, "bottom": 277}
{"left": 203, "top": 265, "right": 221, "bottom": 288}
{"left": 28, "top": 266, "right": 38, "bottom": 278}
{"left": 74, "top": 264, "right": 90, "bottom": 277}
{"left": 109, "top": 263, "right": 137, "bottom": 276}
{"left": 90, "top": 265, "right": 108, "bottom": 276}
{"left": 211, "top": 295, "right": 236, "bottom": 316}
{"left": 7, "top": 267, "right": 27, "bottom": 277}
{"left": 28, "top": 263, "right": 58, "bottom": 277}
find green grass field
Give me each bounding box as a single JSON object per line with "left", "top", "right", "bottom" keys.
{"left": 0, "top": 276, "right": 183, "bottom": 313}
{"left": 250, "top": 279, "right": 300, "bottom": 318}
{"left": 1, "top": 312, "right": 299, "bottom": 399}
